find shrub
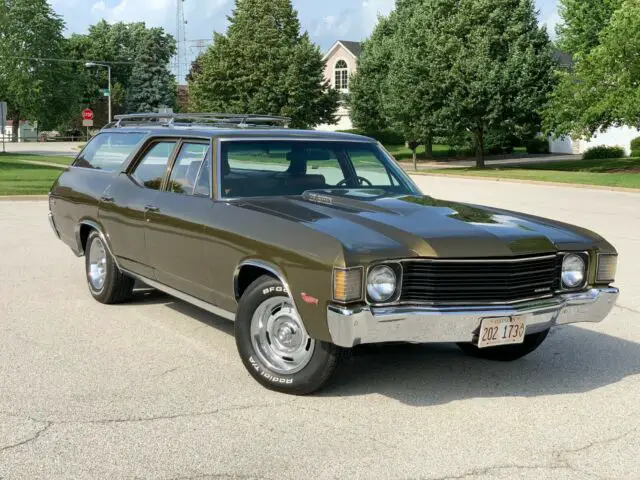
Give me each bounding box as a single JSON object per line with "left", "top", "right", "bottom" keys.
{"left": 526, "top": 136, "right": 550, "bottom": 154}
{"left": 631, "top": 136, "right": 640, "bottom": 157}
{"left": 582, "top": 145, "right": 626, "bottom": 160}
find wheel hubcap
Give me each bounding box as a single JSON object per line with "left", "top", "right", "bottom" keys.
{"left": 250, "top": 296, "right": 315, "bottom": 375}
{"left": 88, "top": 237, "right": 107, "bottom": 291}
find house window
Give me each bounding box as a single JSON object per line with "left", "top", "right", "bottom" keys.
{"left": 334, "top": 60, "right": 349, "bottom": 91}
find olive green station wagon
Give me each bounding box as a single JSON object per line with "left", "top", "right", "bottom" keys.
{"left": 48, "top": 113, "right": 620, "bottom": 394}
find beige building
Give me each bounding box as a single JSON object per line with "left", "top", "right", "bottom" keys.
{"left": 317, "top": 40, "right": 362, "bottom": 131}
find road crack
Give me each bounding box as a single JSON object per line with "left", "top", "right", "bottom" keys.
{"left": 0, "top": 421, "right": 53, "bottom": 453}
{"left": 416, "top": 429, "right": 638, "bottom": 480}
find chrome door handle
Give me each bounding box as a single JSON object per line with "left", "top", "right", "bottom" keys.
{"left": 144, "top": 205, "right": 160, "bottom": 212}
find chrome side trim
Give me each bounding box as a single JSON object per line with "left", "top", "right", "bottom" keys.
{"left": 327, "top": 287, "right": 620, "bottom": 348}
{"left": 232, "top": 259, "right": 298, "bottom": 308}
{"left": 48, "top": 212, "right": 60, "bottom": 239}
{"left": 123, "top": 270, "right": 236, "bottom": 321}
{"left": 73, "top": 220, "right": 121, "bottom": 269}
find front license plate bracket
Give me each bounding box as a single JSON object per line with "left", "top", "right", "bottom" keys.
{"left": 477, "top": 316, "right": 527, "bottom": 349}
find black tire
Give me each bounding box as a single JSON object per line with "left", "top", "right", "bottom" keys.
{"left": 85, "top": 230, "right": 134, "bottom": 304}
{"left": 235, "top": 275, "right": 345, "bottom": 395}
{"left": 457, "top": 329, "right": 550, "bottom": 362}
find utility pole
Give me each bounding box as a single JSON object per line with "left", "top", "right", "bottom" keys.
{"left": 85, "top": 63, "right": 112, "bottom": 124}
{"left": 174, "top": 0, "right": 188, "bottom": 84}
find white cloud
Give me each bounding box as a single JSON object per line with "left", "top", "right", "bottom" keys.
{"left": 361, "top": 0, "right": 395, "bottom": 30}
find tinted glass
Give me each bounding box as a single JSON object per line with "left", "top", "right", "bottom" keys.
{"left": 132, "top": 142, "right": 177, "bottom": 190}
{"left": 220, "top": 141, "right": 414, "bottom": 199}
{"left": 74, "top": 133, "right": 145, "bottom": 171}
{"left": 168, "top": 143, "right": 209, "bottom": 195}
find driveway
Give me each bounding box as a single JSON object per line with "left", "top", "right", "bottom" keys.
{"left": 0, "top": 177, "right": 638, "bottom": 479}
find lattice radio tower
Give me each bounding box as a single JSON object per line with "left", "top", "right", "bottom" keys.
{"left": 174, "top": 0, "right": 188, "bottom": 84}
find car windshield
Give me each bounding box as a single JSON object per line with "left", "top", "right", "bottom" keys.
{"left": 220, "top": 140, "right": 418, "bottom": 199}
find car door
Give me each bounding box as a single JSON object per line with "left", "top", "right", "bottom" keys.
{"left": 144, "top": 139, "right": 217, "bottom": 302}
{"left": 99, "top": 139, "right": 178, "bottom": 278}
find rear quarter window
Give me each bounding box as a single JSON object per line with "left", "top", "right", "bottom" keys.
{"left": 74, "top": 133, "right": 146, "bottom": 171}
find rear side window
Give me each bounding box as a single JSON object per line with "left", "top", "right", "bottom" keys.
{"left": 131, "top": 142, "right": 177, "bottom": 190}
{"left": 74, "top": 133, "right": 145, "bottom": 171}
{"left": 168, "top": 143, "right": 210, "bottom": 195}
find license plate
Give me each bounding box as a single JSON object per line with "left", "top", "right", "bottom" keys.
{"left": 478, "top": 316, "right": 527, "bottom": 349}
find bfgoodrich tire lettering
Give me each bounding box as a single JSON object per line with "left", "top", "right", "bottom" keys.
{"left": 235, "top": 275, "right": 345, "bottom": 395}
{"left": 84, "top": 230, "right": 134, "bottom": 304}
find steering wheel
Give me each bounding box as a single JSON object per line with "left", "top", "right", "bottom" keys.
{"left": 337, "top": 176, "right": 374, "bottom": 188}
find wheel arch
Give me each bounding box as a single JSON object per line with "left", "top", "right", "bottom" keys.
{"left": 233, "top": 260, "right": 295, "bottom": 305}
{"left": 74, "top": 219, "right": 120, "bottom": 269}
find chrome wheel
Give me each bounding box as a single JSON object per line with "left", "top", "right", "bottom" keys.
{"left": 88, "top": 237, "right": 107, "bottom": 291}
{"left": 250, "top": 296, "right": 315, "bottom": 375}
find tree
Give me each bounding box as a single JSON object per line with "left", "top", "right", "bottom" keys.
{"left": 126, "top": 28, "right": 177, "bottom": 112}
{"left": 544, "top": 0, "right": 640, "bottom": 137}
{"left": 382, "top": 2, "right": 451, "bottom": 165}
{"left": 556, "top": 0, "right": 624, "bottom": 56}
{"left": 349, "top": 14, "right": 397, "bottom": 134}
{"left": 427, "top": 0, "right": 555, "bottom": 167}
{"left": 0, "top": 0, "right": 78, "bottom": 136}
{"left": 188, "top": 0, "right": 338, "bottom": 128}
{"left": 68, "top": 21, "right": 177, "bottom": 125}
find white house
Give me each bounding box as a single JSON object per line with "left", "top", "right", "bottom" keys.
{"left": 548, "top": 50, "right": 640, "bottom": 156}
{"left": 550, "top": 127, "right": 640, "bottom": 156}
{"left": 3, "top": 120, "right": 38, "bottom": 142}
{"left": 317, "top": 40, "right": 362, "bottom": 132}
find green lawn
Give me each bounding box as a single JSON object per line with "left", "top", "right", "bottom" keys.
{"left": 422, "top": 157, "right": 640, "bottom": 189}
{"left": 2, "top": 153, "right": 75, "bottom": 166}
{"left": 0, "top": 155, "right": 65, "bottom": 195}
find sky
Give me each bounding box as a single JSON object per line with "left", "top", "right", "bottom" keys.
{"left": 49, "top": 0, "right": 561, "bottom": 63}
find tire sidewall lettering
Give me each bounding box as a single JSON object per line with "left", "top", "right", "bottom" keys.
{"left": 248, "top": 355, "right": 294, "bottom": 385}
{"left": 261, "top": 286, "right": 288, "bottom": 296}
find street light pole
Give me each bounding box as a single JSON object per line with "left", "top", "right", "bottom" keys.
{"left": 85, "top": 62, "right": 112, "bottom": 124}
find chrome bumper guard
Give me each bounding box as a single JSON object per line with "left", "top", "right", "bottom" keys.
{"left": 327, "top": 288, "right": 619, "bottom": 348}
{"left": 48, "top": 212, "right": 60, "bottom": 239}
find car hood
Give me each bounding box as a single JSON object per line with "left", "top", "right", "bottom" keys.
{"left": 235, "top": 190, "right": 611, "bottom": 264}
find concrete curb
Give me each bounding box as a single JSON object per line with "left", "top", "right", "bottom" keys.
{"left": 0, "top": 195, "right": 49, "bottom": 201}
{"left": 411, "top": 172, "right": 640, "bottom": 194}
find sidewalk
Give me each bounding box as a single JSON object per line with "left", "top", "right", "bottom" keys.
{"left": 1, "top": 141, "right": 81, "bottom": 157}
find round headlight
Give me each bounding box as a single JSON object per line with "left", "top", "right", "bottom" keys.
{"left": 562, "top": 254, "right": 586, "bottom": 289}
{"left": 367, "top": 265, "right": 397, "bottom": 302}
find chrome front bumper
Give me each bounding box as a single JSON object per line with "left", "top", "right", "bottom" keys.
{"left": 327, "top": 288, "right": 619, "bottom": 348}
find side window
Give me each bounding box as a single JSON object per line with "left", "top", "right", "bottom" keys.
{"left": 74, "top": 132, "right": 145, "bottom": 171}
{"left": 167, "top": 143, "right": 210, "bottom": 195}
{"left": 131, "top": 142, "right": 177, "bottom": 190}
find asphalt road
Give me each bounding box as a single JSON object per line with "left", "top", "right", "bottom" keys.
{"left": 1, "top": 177, "right": 639, "bottom": 480}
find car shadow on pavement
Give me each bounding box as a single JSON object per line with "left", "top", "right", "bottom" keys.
{"left": 125, "top": 291, "right": 640, "bottom": 406}
{"left": 321, "top": 326, "right": 640, "bottom": 406}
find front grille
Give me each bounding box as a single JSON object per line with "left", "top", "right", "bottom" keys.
{"left": 400, "top": 255, "right": 563, "bottom": 305}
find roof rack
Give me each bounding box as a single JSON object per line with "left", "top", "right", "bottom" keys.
{"left": 110, "top": 112, "right": 291, "bottom": 129}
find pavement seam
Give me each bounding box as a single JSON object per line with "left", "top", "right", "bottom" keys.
{"left": 615, "top": 304, "right": 640, "bottom": 315}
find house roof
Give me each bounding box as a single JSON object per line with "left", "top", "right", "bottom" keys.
{"left": 552, "top": 49, "right": 574, "bottom": 69}
{"left": 323, "top": 40, "right": 362, "bottom": 60}
{"left": 339, "top": 41, "right": 362, "bottom": 58}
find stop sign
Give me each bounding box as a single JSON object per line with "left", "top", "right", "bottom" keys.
{"left": 82, "top": 108, "right": 94, "bottom": 121}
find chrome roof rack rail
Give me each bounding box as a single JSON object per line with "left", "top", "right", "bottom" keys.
{"left": 111, "top": 112, "right": 291, "bottom": 129}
